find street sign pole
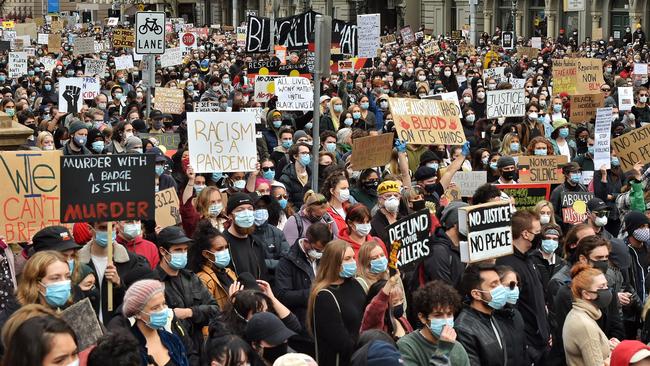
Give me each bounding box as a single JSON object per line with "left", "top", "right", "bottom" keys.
{"left": 311, "top": 15, "right": 331, "bottom": 193}
{"left": 135, "top": 11, "right": 166, "bottom": 121}
{"left": 145, "top": 54, "right": 155, "bottom": 119}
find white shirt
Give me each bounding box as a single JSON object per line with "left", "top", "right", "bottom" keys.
{"left": 557, "top": 139, "right": 571, "bottom": 160}
{"left": 91, "top": 254, "right": 108, "bottom": 323}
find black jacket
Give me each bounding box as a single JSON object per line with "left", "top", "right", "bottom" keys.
{"left": 369, "top": 210, "right": 401, "bottom": 247}
{"left": 275, "top": 242, "right": 315, "bottom": 326}
{"left": 278, "top": 162, "right": 311, "bottom": 208}
{"left": 251, "top": 222, "right": 290, "bottom": 284}
{"left": 420, "top": 228, "right": 465, "bottom": 288}
{"left": 494, "top": 305, "right": 527, "bottom": 366}
{"left": 529, "top": 249, "right": 566, "bottom": 295}
{"left": 455, "top": 306, "right": 507, "bottom": 366}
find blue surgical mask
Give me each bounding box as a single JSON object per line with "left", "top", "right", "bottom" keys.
{"left": 484, "top": 285, "right": 508, "bottom": 309}
{"left": 212, "top": 172, "right": 223, "bottom": 182}
{"left": 570, "top": 172, "right": 582, "bottom": 184}
{"left": 489, "top": 162, "right": 498, "bottom": 170}
{"left": 340, "top": 261, "right": 357, "bottom": 278}
{"left": 254, "top": 209, "right": 269, "bottom": 226}
{"left": 44, "top": 84, "right": 52, "bottom": 91}
{"left": 95, "top": 230, "right": 116, "bottom": 247}
{"left": 429, "top": 317, "right": 454, "bottom": 338}
{"left": 5, "top": 108, "right": 14, "bottom": 117}
{"left": 282, "top": 140, "right": 293, "bottom": 149}
{"left": 232, "top": 179, "right": 246, "bottom": 190}
{"left": 326, "top": 142, "right": 337, "bottom": 153}
{"left": 262, "top": 169, "right": 275, "bottom": 181}
{"left": 612, "top": 157, "right": 620, "bottom": 167}
{"left": 360, "top": 102, "right": 369, "bottom": 110}
{"left": 553, "top": 104, "right": 562, "bottom": 113}
{"left": 42, "top": 280, "right": 71, "bottom": 308}
{"left": 234, "top": 209, "right": 255, "bottom": 228}
{"left": 426, "top": 162, "right": 439, "bottom": 171}
{"left": 213, "top": 249, "right": 231, "bottom": 268}
{"left": 559, "top": 127, "right": 569, "bottom": 138}
{"left": 91, "top": 140, "right": 104, "bottom": 153}
{"left": 353, "top": 112, "right": 361, "bottom": 119}
{"left": 588, "top": 146, "right": 595, "bottom": 155}
{"left": 506, "top": 286, "right": 520, "bottom": 304}
{"left": 194, "top": 185, "right": 206, "bottom": 194}
{"left": 155, "top": 165, "right": 165, "bottom": 176}
{"left": 209, "top": 203, "right": 223, "bottom": 216}
{"left": 68, "top": 259, "right": 75, "bottom": 274}
{"left": 333, "top": 104, "right": 343, "bottom": 113}
{"left": 167, "top": 251, "right": 187, "bottom": 270}
{"left": 370, "top": 256, "right": 388, "bottom": 273}
{"left": 510, "top": 142, "right": 520, "bottom": 152}
{"left": 273, "top": 120, "right": 282, "bottom": 129}
{"left": 299, "top": 154, "right": 311, "bottom": 166}
{"left": 278, "top": 198, "right": 288, "bottom": 209}
{"left": 143, "top": 307, "right": 170, "bottom": 329}
{"left": 541, "top": 239, "right": 558, "bottom": 254}
{"left": 344, "top": 118, "right": 353, "bottom": 126}
{"left": 534, "top": 149, "right": 547, "bottom": 156}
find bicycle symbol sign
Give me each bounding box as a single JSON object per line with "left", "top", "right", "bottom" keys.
{"left": 135, "top": 12, "right": 166, "bottom": 54}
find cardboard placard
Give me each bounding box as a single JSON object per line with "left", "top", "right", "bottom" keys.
{"left": 60, "top": 154, "right": 155, "bottom": 223}
{"left": 60, "top": 298, "right": 103, "bottom": 351}
{"left": 47, "top": 34, "right": 61, "bottom": 52}
{"left": 380, "top": 34, "right": 396, "bottom": 45}
{"left": 458, "top": 201, "right": 514, "bottom": 263}
{"left": 186, "top": 112, "right": 258, "bottom": 173}
{"left": 486, "top": 89, "right": 526, "bottom": 119}
{"left": 73, "top": 36, "right": 95, "bottom": 56}
{"left": 254, "top": 75, "right": 284, "bottom": 103}
{"left": 84, "top": 58, "right": 107, "bottom": 76}
{"left": 594, "top": 107, "right": 613, "bottom": 170}
{"left": 611, "top": 123, "right": 650, "bottom": 172}
{"left": 496, "top": 183, "right": 550, "bottom": 211}
{"left": 570, "top": 94, "right": 605, "bottom": 123}
{"left": 387, "top": 209, "right": 431, "bottom": 272}
{"left": 155, "top": 188, "right": 181, "bottom": 228}
{"left": 451, "top": 171, "right": 487, "bottom": 197}
{"left": 552, "top": 58, "right": 578, "bottom": 94}
{"left": 350, "top": 133, "right": 394, "bottom": 170}
{"left": 388, "top": 97, "right": 466, "bottom": 146}
{"left": 561, "top": 191, "right": 593, "bottom": 224}
{"left": 517, "top": 155, "right": 568, "bottom": 185}
{"left": 139, "top": 133, "right": 181, "bottom": 151}
{"left": 113, "top": 28, "right": 135, "bottom": 48}
{"left": 154, "top": 87, "right": 185, "bottom": 115}
{"left": 58, "top": 78, "right": 84, "bottom": 113}
{"left": 8, "top": 52, "right": 27, "bottom": 78}
{"left": 114, "top": 55, "right": 134, "bottom": 70}
{"left": 0, "top": 151, "right": 62, "bottom": 243}
{"left": 423, "top": 41, "right": 439, "bottom": 56}
{"left": 516, "top": 46, "right": 538, "bottom": 59}
{"left": 193, "top": 101, "right": 221, "bottom": 112}
{"left": 275, "top": 77, "right": 314, "bottom": 111}
{"left": 576, "top": 59, "right": 605, "bottom": 94}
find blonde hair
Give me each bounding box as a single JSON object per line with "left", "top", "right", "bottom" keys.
{"left": 195, "top": 186, "right": 222, "bottom": 219}
{"left": 17, "top": 251, "right": 68, "bottom": 306}
{"left": 356, "top": 241, "right": 389, "bottom": 288}
{"left": 535, "top": 200, "right": 557, "bottom": 225}
{"left": 329, "top": 97, "right": 343, "bottom": 129}
{"left": 36, "top": 131, "right": 54, "bottom": 149}
{"left": 500, "top": 132, "right": 521, "bottom": 156}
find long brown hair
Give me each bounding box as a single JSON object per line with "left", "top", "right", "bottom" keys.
{"left": 195, "top": 186, "right": 222, "bottom": 219}
{"left": 356, "top": 241, "right": 388, "bottom": 287}
{"left": 306, "top": 240, "right": 351, "bottom": 335}
{"left": 17, "top": 251, "right": 68, "bottom": 306}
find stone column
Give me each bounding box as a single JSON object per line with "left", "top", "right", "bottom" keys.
{"left": 0, "top": 113, "right": 34, "bottom": 150}
{"left": 546, "top": 13, "right": 556, "bottom": 39}
{"left": 515, "top": 11, "right": 523, "bottom": 38}
{"left": 484, "top": 10, "right": 493, "bottom": 34}
{"left": 592, "top": 13, "right": 601, "bottom": 39}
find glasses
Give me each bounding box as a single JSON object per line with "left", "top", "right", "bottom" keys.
{"left": 592, "top": 210, "right": 610, "bottom": 217}
{"left": 309, "top": 197, "right": 328, "bottom": 206}
{"left": 601, "top": 88, "right": 611, "bottom": 92}
{"left": 275, "top": 194, "right": 288, "bottom": 200}
{"left": 261, "top": 167, "right": 275, "bottom": 172}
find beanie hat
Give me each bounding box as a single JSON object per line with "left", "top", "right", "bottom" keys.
{"left": 293, "top": 130, "right": 308, "bottom": 143}
{"left": 366, "top": 341, "right": 402, "bottom": 366}
{"left": 440, "top": 201, "right": 469, "bottom": 229}
{"left": 122, "top": 279, "right": 165, "bottom": 317}
{"left": 227, "top": 192, "right": 254, "bottom": 214}
{"left": 72, "top": 223, "right": 93, "bottom": 245}
{"left": 497, "top": 156, "right": 516, "bottom": 169}
{"left": 68, "top": 121, "right": 87, "bottom": 136}
{"left": 625, "top": 211, "right": 650, "bottom": 235}
{"left": 124, "top": 136, "right": 142, "bottom": 152}
{"left": 377, "top": 180, "right": 402, "bottom": 196}
{"left": 419, "top": 150, "right": 440, "bottom": 166}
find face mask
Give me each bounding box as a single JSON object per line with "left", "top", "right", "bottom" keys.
{"left": 497, "top": 117, "right": 505, "bottom": 125}
{"left": 384, "top": 197, "right": 400, "bottom": 213}
{"left": 591, "top": 288, "right": 613, "bottom": 309}
{"left": 333, "top": 104, "right": 343, "bottom": 113}
{"left": 254, "top": 209, "right": 269, "bottom": 226}
{"left": 298, "top": 154, "right": 312, "bottom": 166}
{"left": 68, "top": 259, "right": 75, "bottom": 274}
{"left": 506, "top": 287, "right": 520, "bottom": 304}
{"left": 353, "top": 112, "right": 361, "bottom": 119}
{"left": 262, "top": 343, "right": 288, "bottom": 364}
{"left": 426, "top": 162, "right": 439, "bottom": 171}
{"left": 489, "top": 162, "right": 498, "bottom": 170}
{"left": 396, "top": 80, "right": 403, "bottom": 86}
{"left": 463, "top": 96, "right": 472, "bottom": 103}
{"left": 282, "top": 140, "right": 293, "bottom": 149}
{"left": 541, "top": 238, "right": 558, "bottom": 254}
{"left": 344, "top": 118, "right": 353, "bottom": 126}
{"left": 213, "top": 249, "right": 231, "bottom": 268}
{"left": 305, "top": 122, "right": 313, "bottom": 130}
{"left": 95, "top": 230, "right": 116, "bottom": 247}
{"left": 235, "top": 209, "right": 255, "bottom": 228}
{"left": 340, "top": 261, "right": 357, "bottom": 278}
{"left": 594, "top": 215, "right": 608, "bottom": 227}
{"left": 155, "top": 165, "right": 165, "bottom": 176}
{"left": 370, "top": 256, "right": 388, "bottom": 273}
{"left": 488, "top": 83, "right": 496, "bottom": 90}
{"left": 444, "top": 71, "right": 452, "bottom": 77}
{"left": 540, "top": 213, "right": 551, "bottom": 225}
{"left": 233, "top": 179, "right": 246, "bottom": 190}
{"left": 502, "top": 169, "right": 517, "bottom": 181}
{"left": 633, "top": 227, "right": 650, "bottom": 242}
{"left": 587, "top": 146, "right": 595, "bottom": 155}
{"left": 88, "top": 140, "right": 104, "bottom": 153}
{"left": 338, "top": 188, "right": 350, "bottom": 202}
{"left": 97, "top": 102, "right": 107, "bottom": 110}
{"left": 641, "top": 96, "right": 648, "bottom": 103}
{"left": 114, "top": 93, "right": 123, "bottom": 100}
{"left": 534, "top": 149, "right": 547, "bottom": 156}
{"left": 429, "top": 317, "right": 454, "bottom": 338}
{"left": 355, "top": 222, "right": 372, "bottom": 236}
{"left": 418, "top": 75, "right": 427, "bottom": 81}
{"left": 4, "top": 108, "right": 15, "bottom": 117}
{"left": 42, "top": 280, "right": 71, "bottom": 307}
{"left": 393, "top": 304, "right": 404, "bottom": 318}
{"left": 380, "top": 101, "right": 388, "bottom": 109}
{"left": 605, "top": 67, "right": 612, "bottom": 73}
{"left": 194, "top": 185, "right": 206, "bottom": 194}
{"left": 144, "top": 308, "right": 170, "bottom": 329}
{"left": 559, "top": 128, "right": 569, "bottom": 138}
{"left": 262, "top": 169, "right": 275, "bottom": 181}
{"left": 483, "top": 285, "right": 508, "bottom": 309}
{"left": 569, "top": 172, "right": 582, "bottom": 184}
{"left": 528, "top": 112, "right": 538, "bottom": 120}
{"left": 510, "top": 142, "right": 520, "bottom": 152}
{"left": 209, "top": 203, "right": 223, "bottom": 216}
{"left": 612, "top": 157, "right": 620, "bottom": 167}
{"left": 360, "top": 102, "right": 369, "bottom": 110}
{"left": 477, "top": 92, "right": 485, "bottom": 99}
{"left": 591, "top": 259, "right": 609, "bottom": 274}
{"left": 212, "top": 172, "right": 223, "bottom": 182}
{"left": 167, "top": 251, "right": 187, "bottom": 270}
{"left": 465, "top": 114, "right": 476, "bottom": 123}
{"left": 123, "top": 223, "right": 141, "bottom": 239}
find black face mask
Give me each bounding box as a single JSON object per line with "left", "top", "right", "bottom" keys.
{"left": 592, "top": 288, "right": 613, "bottom": 309}
{"left": 424, "top": 183, "right": 437, "bottom": 194}
{"left": 392, "top": 304, "right": 404, "bottom": 319}
{"left": 591, "top": 259, "right": 609, "bottom": 274}
{"left": 412, "top": 200, "right": 426, "bottom": 211}
{"left": 502, "top": 170, "right": 517, "bottom": 181}
{"left": 262, "top": 343, "right": 288, "bottom": 363}
{"left": 364, "top": 180, "right": 379, "bottom": 191}
{"left": 530, "top": 232, "right": 542, "bottom": 249}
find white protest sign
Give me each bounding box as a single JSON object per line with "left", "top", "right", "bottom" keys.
{"left": 482, "top": 67, "right": 506, "bottom": 83}
{"left": 634, "top": 63, "right": 648, "bottom": 75}
{"left": 356, "top": 13, "right": 380, "bottom": 58}
{"left": 37, "top": 33, "right": 48, "bottom": 45}
{"left": 594, "top": 107, "right": 612, "bottom": 170}
{"left": 73, "top": 36, "right": 95, "bottom": 55}
{"left": 107, "top": 18, "right": 119, "bottom": 26}
{"left": 179, "top": 32, "right": 197, "bottom": 56}
{"left": 619, "top": 87, "right": 634, "bottom": 111}
{"left": 40, "top": 57, "right": 57, "bottom": 73}
{"left": 84, "top": 58, "right": 106, "bottom": 76}
{"left": 254, "top": 75, "right": 284, "bottom": 102}
{"left": 58, "top": 78, "right": 84, "bottom": 113}
{"left": 275, "top": 77, "right": 313, "bottom": 111}
{"left": 8, "top": 52, "right": 27, "bottom": 78}
{"left": 509, "top": 78, "right": 526, "bottom": 89}
{"left": 458, "top": 201, "right": 514, "bottom": 263}
{"left": 242, "top": 107, "right": 264, "bottom": 124}
{"left": 160, "top": 47, "right": 183, "bottom": 68}
{"left": 81, "top": 77, "right": 101, "bottom": 99}
{"left": 186, "top": 112, "right": 258, "bottom": 173}
{"left": 194, "top": 101, "right": 221, "bottom": 112}
{"left": 486, "top": 89, "right": 526, "bottom": 119}
{"left": 135, "top": 12, "right": 166, "bottom": 54}
{"left": 531, "top": 37, "right": 542, "bottom": 49}
{"left": 452, "top": 171, "right": 488, "bottom": 197}
{"left": 114, "top": 55, "right": 134, "bottom": 70}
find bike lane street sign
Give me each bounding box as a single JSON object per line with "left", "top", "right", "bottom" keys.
{"left": 135, "top": 12, "right": 166, "bottom": 54}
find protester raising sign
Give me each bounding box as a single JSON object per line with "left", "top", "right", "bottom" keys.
{"left": 245, "top": 15, "right": 271, "bottom": 53}
{"left": 186, "top": 112, "right": 258, "bottom": 173}
{"left": 60, "top": 154, "right": 155, "bottom": 223}
{"left": 451, "top": 171, "right": 487, "bottom": 197}
{"left": 594, "top": 107, "right": 613, "bottom": 170}
{"left": 254, "top": 75, "right": 284, "bottom": 103}
{"left": 387, "top": 209, "right": 431, "bottom": 272}
{"left": 457, "top": 201, "right": 514, "bottom": 263}
{"left": 113, "top": 28, "right": 135, "bottom": 48}
{"left": 611, "top": 123, "right": 650, "bottom": 171}
{"left": 8, "top": 52, "right": 27, "bottom": 78}
{"left": 517, "top": 155, "right": 568, "bottom": 184}
{"left": 350, "top": 133, "right": 394, "bottom": 170}
{"left": 84, "top": 58, "right": 106, "bottom": 76}
{"left": 388, "top": 97, "right": 466, "bottom": 145}
{"left": 58, "top": 77, "right": 84, "bottom": 113}
{"left": 486, "top": 89, "right": 526, "bottom": 119}
{"left": 0, "top": 151, "right": 62, "bottom": 243}
{"left": 552, "top": 58, "right": 604, "bottom": 95}
{"left": 496, "top": 184, "right": 550, "bottom": 210}
{"left": 561, "top": 192, "right": 594, "bottom": 225}
{"left": 356, "top": 14, "right": 380, "bottom": 58}
{"left": 275, "top": 77, "right": 314, "bottom": 111}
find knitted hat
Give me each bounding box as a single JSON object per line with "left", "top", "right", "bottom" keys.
{"left": 497, "top": 156, "right": 516, "bottom": 169}
{"left": 293, "top": 130, "right": 308, "bottom": 143}
{"left": 552, "top": 118, "right": 569, "bottom": 131}
{"left": 366, "top": 341, "right": 402, "bottom": 366}
{"left": 72, "top": 223, "right": 93, "bottom": 245}
{"left": 611, "top": 340, "right": 650, "bottom": 366}
{"left": 625, "top": 211, "right": 650, "bottom": 236}
{"left": 68, "top": 121, "right": 87, "bottom": 136}
{"left": 227, "top": 192, "right": 254, "bottom": 214}
{"left": 419, "top": 150, "right": 440, "bottom": 166}
{"left": 377, "top": 180, "right": 401, "bottom": 196}
{"left": 122, "top": 279, "right": 165, "bottom": 317}
{"left": 440, "top": 201, "right": 469, "bottom": 229}
{"left": 124, "top": 136, "right": 143, "bottom": 152}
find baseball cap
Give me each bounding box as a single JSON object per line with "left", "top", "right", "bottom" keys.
{"left": 611, "top": 340, "right": 650, "bottom": 366}
{"left": 32, "top": 226, "right": 82, "bottom": 253}
{"left": 587, "top": 197, "right": 608, "bottom": 212}
{"left": 157, "top": 226, "right": 192, "bottom": 247}
{"left": 244, "top": 312, "right": 296, "bottom": 345}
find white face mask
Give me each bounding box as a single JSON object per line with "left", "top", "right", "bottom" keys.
{"left": 383, "top": 197, "right": 400, "bottom": 213}
{"left": 463, "top": 96, "right": 472, "bottom": 103}
{"left": 355, "top": 223, "right": 372, "bottom": 236}
{"left": 477, "top": 92, "right": 485, "bottom": 99}
{"left": 540, "top": 214, "right": 551, "bottom": 225}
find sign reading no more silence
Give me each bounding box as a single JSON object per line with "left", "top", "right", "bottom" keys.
{"left": 135, "top": 12, "right": 166, "bottom": 54}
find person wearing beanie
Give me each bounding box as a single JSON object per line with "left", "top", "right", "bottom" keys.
{"left": 73, "top": 222, "right": 93, "bottom": 245}
{"left": 370, "top": 180, "right": 403, "bottom": 246}
{"left": 414, "top": 141, "right": 469, "bottom": 210}
{"left": 419, "top": 150, "right": 442, "bottom": 171}
{"left": 549, "top": 162, "right": 588, "bottom": 229}
{"left": 496, "top": 156, "right": 518, "bottom": 184}
{"left": 622, "top": 210, "right": 650, "bottom": 339}
{"left": 223, "top": 192, "right": 269, "bottom": 280}
{"left": 62, "top": 120, "right": 92, "bottom": 155}
{"left": 351, "top": 340, "right": 404, "bottom": 366}
{"left": 123, "top": 279, "right": 190, "bottom": 366}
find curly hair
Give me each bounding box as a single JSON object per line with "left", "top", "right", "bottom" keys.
{"left": 87, "top": 331, "right": 141, "bottom": 366}
{"left": 526, "top": 136, "right": 555, "bottom": 156}
{"left": 188, "top": 221, "right": 225, "bottom": 273}
{"left": 320, "top": 172, "right": 348, "bottom": 201}
{"left": 412, "top": 280, "right": 462, "bottom": 317}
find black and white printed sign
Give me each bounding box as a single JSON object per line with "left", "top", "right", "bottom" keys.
{"left": 458, "top": 201, "right": 513, "bottom": 263}
{"left": 135, "top": 12, "right": 166, "bottom": 54}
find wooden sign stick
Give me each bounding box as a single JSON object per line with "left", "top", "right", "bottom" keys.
{"left": 107, "top": 221, "right": 113, "bottom": 312}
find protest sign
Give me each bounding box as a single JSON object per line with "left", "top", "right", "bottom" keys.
{"left": 107, "top": 18, "right": 119, "bottom": 26}
{"left": 611, "top": 123, "right": 650, "bottom": 171}
{"left": 350, "top": 133, "right": 394, "bottom": 170}
{"left": 237, "top": 26, "right": 246, "bottom": 47}
{"left": 553, "top": 58, "right": 578, "bottom": 94}
{"left": 423, "top": 41, "right": 439, "bottom": 56}
{"left": 482, "top": 67, "right": 507, "bottom": 83}
{"left": 58, "top": 78, "right": 84, "bottom": 113}
{"left": 517, "top": 155, "right": 568, "bottom": 185}
{"left": 619, "top": 87, "right": 634, "bottom": 111}
{"left": 61, "top": 299, "right": 103, "bottom": 351}
{"left": 486, "top": 89, "right": 525, "bottom": 119}
{"left": 357, "top": 14, "right": 380, "bottom": 58}
{"left": 242, "top": 107, "right": 265, "bottom": 125}
{"left": 73, "top": 36, "right": 95, "bottom": 55}
{"left": 594, "top": 107, "right": 613, "bottom": 170}
{"left": 451, "top": 171, "right": 487, "bottom": 197}
{"left": 139, "top": 133, "right": 181, "bottom": 151}
{"left": 458, "top": 201, "right": 514, "bottom": 263}
{"left": 180, "top": 32, "right": 197, "bottom": 55}
{"left": 387, "top": 209, "right": 431, "bottom": 272}
{"left": 561, "top": 191, "right": 594, "bottom": 224}
{"left": 84, "top": 58, "right": 106, "bottom": 76}
{"left": 193, "top": 101, "right": 221, "bottom": 112}
{"left": 634, "top": 63, "right": 648, "bottom": 75}
{"left": 275, "top": 45, "right": 287, "bottom": 64}
{"left": 400, "top": 26, "right": 415, "bottom": 44}
{"left": 0, "top": 151, "right": 62, "bottom": 243}
{"left": 160, "top": 47, "right": 183, "bottom": 68}
{"left": 186, "top": 112, "right": 258, "bottom": 173}
{"left": 155, "top": 188, "right": 181, "bottom": 228}
{"left": 8, "top": 52, "right": 27, "bottom": 78}
{"left": 254, "top": 75, "right": 284, "bottom": 102}
{"left": 60, "top": 154, "right": 155, "bottom": 223}
{"left": 37, "top": 33, "right": 48, "bottom": 45}
{"left": 14, "top": 23, "right": 37, "bottom": 39}
{"left": 496, "top": 184, "right": 550, "bottom": 211}
{"left": 531, "top": 37, "right": 542, "bottom": 49}
{"left": 431, "top": 92, "right": 463, "bottom": 118}
{"left": 41, "top": 57, "right": 57, "bottom": 73}
{"left": 380, "top": 34, "right": 396, "bottom": 45}
{"left": 509, "top": 78, "right": 526, "bottom": 89}
{"left": 245, "top": 15, "right": 271, "bottom": 53}
{"left": 337, "top": 60, "right": 354, "bottom": 73}
{"left": 155, "top": 87, "right": 185, "bottom": 115}
{"left": 81, "top": 77, "right": 101, "bottom": 99}
{"left": 576, "top": 59, "right": 605, "bottom": 94}
{"left": 114, "top": 55, "right": 134, "bottom": 70}
{"left": 47, "top": 34, "right": 61, "bottom": 52}
{"left": 516, "top": 46, "right": 538, "bottom": 59}
{"left": 113, "top": 28, "right": 135, "bottom": 48}
{"left": 388, "top": 97, "right": 466, "bottom": 145}
{"left": 570, "top": 94, "right": 604, "bottom": 123}
{"left": 275, "top": 77, "right": 314, "bottom": 111}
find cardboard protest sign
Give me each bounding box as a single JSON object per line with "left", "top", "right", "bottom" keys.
{"left": 113, "top": 28, "right": 135, "bottom": 48}
{"left": 458, "top": 201, "right": 514, "bottom": 263}
{"left": 594, "top": 108, "right": 613, "bottom": 170}
{"left": 160, "top": 47, "right": 183, "bottom": 68}
{"left": 400, "top": 26, "right": 415, "bottom": 44}
{"left": 517, "top": 155, "right": 568, "bottom": 185}
{"left": 619, "top": 87, "right": 634, "bottom": 111}
{"left": 0, "top": 151, "right": 62, "bottom": 243}
{"left": 576, "top": 59, "right": 605, "bottom": 94}
{"left": 194, "top": 101, "right": 221, "bottom": 112}
{"left": 73, "top": 36, "right": 95, "bottom": 56}
{"left": 155, "top": 87, "right": 185, "bottom": 115}
{"left": 37, "top": 33, "right": 48, "bottom": 45}
{"left": 561, "top": 191, "right": 594, "bottom": 224}
{"left": 553, "top": 58, "right": 578, "bottom": 94}
{"left": 431, "top": 92, "right": 463, "bottom": 118}
{"left": 60, "top": 154, "right": 155, "bottom": 223}
{"left": 486, "top": 89, "right": 525, "bottom": 119}
{"left": 81, "top": 77, "right": 101, "bottom": 99}
{"left": 388, "top": 97, "right": 466, "bottom": 146}
{"left": 114, "top": 55, "right": 134, "bottom": 70}
{"left": 451, "top": 171, "right": 487, "bottom": 197}
{"left": 8, "top": 52, "right": 27, "bottom": 78}
{"left": 387, "top": 209, "right": 431, "bottom": 272}
{"left": 275, "top": 77, "right": 314, "bottom": 111}
{"left": 61, "top": 298, "right": 103, "bottom": 351}
{"left": 509, "top": 78, "right": 526, "bottom": 89}
{"left": 140, "top": 133, "right": 181, "bottom": 151}
{"left": 350, "top": 133, "right": 394, "bottom": 170}
{"left": 482, "top": 67, "right": 507, "bottom": 83}
{"left": 338, "top": 60, "right": 354, "bottom": 73}
{"left": 14, "top": 23, "right": 37, "bottom": 39}
{"left": 496, "top": 184, "right": 550, "bottom": 211}
{"left": 186, "top": 112, "right": 258, "bottom": 173}
{"left": 40, "top": 57, "right": 57, "bottom": 73}
{"left": 357, "top": 14, "right": 380, "bottom": 58}
{"left": 254, "top": 75, "right": 284, "bottom": 103}
{"left": 570, "top": 94, "right": 604, "bottom": 123}
{"left": 634, "top": 63, "right": 648, "bottom": 75}
{"left": 84, "top": 58, "right": 106, "bottom": 76}
{"left": 516, "top": 46, "right": 538, "bottom": 59}
{"left": 58, "top": 78, "right": 84, "bottom": 113}
{"left": 155, "top": 188, "right": 181, "bottom": 228}
{"left": 611, "top": 123, "right": 650, "bottom": 171}
{"left": 380, "top": 34, "right": 396, "bottom": 45}
{"left": 423, "top": 41, "right": 439, "bottom": 56}
{"left": 47, "top": 34, "right": 61, "bottom": 52}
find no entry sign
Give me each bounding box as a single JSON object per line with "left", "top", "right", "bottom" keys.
{"left": 135, "top": 12, "right": 166, "bottom": 54}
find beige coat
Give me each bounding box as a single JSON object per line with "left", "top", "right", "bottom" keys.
{"left": 562, "top": 299, "right": 610, "bottom": 366}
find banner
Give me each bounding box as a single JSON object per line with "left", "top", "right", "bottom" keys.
{"left": 517, "top": 155, "right": 568, "bottom": 184}
{"left": 332, "top": 19, "right": 357, "bottom": 55}
{"left": 155, "top": 87, "right": 185, "bottom": 115}
{"left": 254, "top": 75, "right": 284, "bottom": 102}
{"left": 60, "top": 154, "right": 155, "bottom": 223}
{"left": 186, "top": 112, "right": 258, "bottom": 173}
{"left": 486, "top": 89, "right": 526, "bottom": 119}
{"left": 594, "top": 107, "right": 613, "bottom": 170}
{"left": 84, "top": 58, "right": 106, "bottom": 76}
{"left": 245, "top": 15, "right": 271, "bottom": 53}
{"left": 160, "top": 47, "right": 183, "bottom": 68}
{"left": 275, "top": 77, "right": 314, "bottom": 111}
{"left": 387, "top": 209, "right": 431, "bottom": 272}
{"left": 356, "top": 14, "right": 380, "bottom": 58}
{"left": 155, "top": 188, "right": 181, "bottom": 227}
{"left": 139, "top": 133, "right": 181, "bottom": 151}
{"left": 388, "top": 97, "right": 466, "bottom": 145}
{"left": 496, "top": 183, "right": 550, "bottom": 211}
{"left": 351, "top": 133, "right": 394, "bottom": 170}
{"left": 275, "top": 11, "right": 316, "bottom": 50}
{"left": 0, "top": 151, "right": 62, "bottom": 243}
{"left": 8, "top": 52, "right": 27, "bottom": 78}
{"left": 612, "top": 124, "right": 650, "bottom": 172}
{"left": 73, "top": 36, "right": 95, "bottom": 56}
{"left": 570, "top": 94, "right": 604, "bottom": 123}
{"left": 451, "top": 171, "right": 487, "bottom": 197}
{"left": 561, "top": 191, "right": 594, "bottom": 225}
{"left": 458, "top": 201, "right": 514, "bottom": 263}
{"left": 113, "top": 28, "right": 135, "bottom": 48}
{"left": 58, "top": 78, "right": 84, "bottom": 113}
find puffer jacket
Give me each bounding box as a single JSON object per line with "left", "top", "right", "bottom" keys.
{"left": 278, "top": 162, "right": 311, "bottom": 208}
{"left": 455, "top": 306, "right": 508, "bottom": 366}
{"left": 251, "top": 221, "right": 290, "bottom": 283}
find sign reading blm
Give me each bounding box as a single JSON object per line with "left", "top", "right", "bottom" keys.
{"left": 60, "top": 154, "right": 155, "bottom": 223}
{"left": 135, "top": 12, "right": 166, "bottom": 54}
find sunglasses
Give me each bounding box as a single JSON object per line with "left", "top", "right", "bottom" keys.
{"left": 275, "top": 194, "right": 288, "bottom": 200}
{"left": 261, "top": 167, "right": 275, "bottom": 172}
{"left": 592, "top": 210, "right": 610, "bottom": 217}
{"left": 309, "top": 197, "right": 328, "bottom": 206}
